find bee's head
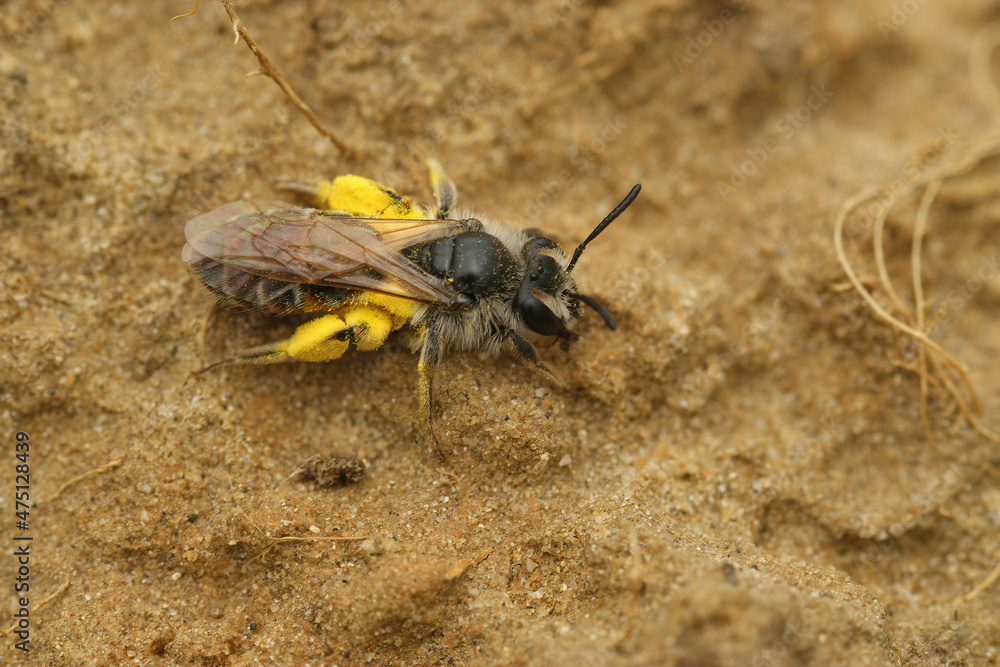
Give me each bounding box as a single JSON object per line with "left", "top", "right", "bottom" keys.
{"left": 515, "top": 184, "right": 641, "bottom": 341}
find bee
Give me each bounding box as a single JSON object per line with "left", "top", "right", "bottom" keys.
{"left": 183, "top": 161, "right": 640, "bottom": 447}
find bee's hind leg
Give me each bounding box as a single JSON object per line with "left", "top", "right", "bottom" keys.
{"left": 193, "top": 314, "right": 354, "bottom": 373}
{"left": 194, "top": 307, "right": 394, "bottom": 373}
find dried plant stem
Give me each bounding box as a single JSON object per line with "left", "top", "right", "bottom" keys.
{"left": 174, "top": 0, "right": 354, "bottom": 155}
{"left": 220, "top": 0, "right": 354, "bottom": 155}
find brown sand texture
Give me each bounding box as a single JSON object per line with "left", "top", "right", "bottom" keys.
{"left": 3, "top": 2, "right": 1000, "bottom": 665}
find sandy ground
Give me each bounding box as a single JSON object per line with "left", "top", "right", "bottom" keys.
{"left": 3, "top": 1, "right": 1000, "bottom": 665}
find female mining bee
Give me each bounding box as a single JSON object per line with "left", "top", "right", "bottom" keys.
{"left": 183, "top": 161, "right": 640, "bottom": 446}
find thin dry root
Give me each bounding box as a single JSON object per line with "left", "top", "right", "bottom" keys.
{"left": 955, "top": 555, "right": 1000, "bottom": 604}
{"left": 253, "top": 534, "right": 371, "bottom": 562}
{"left": 46, "top": 456, "right": 124, "bottom": 503}
{"left": 0, "top": 580, "right": 70, "bottom": 638}
{"left": 832, "top": 38, "right": 1000, "bottom": 451}
{"left": 171, "top": 0, "right": 200, "bottom": 22}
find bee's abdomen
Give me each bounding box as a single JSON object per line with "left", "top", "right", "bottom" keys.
{"left": 189, "top": 255, "right": 352, "bottom": 314}
{"left": 413, "top": 231, "right": 520, "bottom": 299}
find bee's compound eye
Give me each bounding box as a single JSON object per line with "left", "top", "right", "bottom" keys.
{"left": 529, "top": 237, "right": 558, "bottom": 250}
{"left": 524, "top": 236, "right": 560, "bottom": 256}
{"left": 518, "top": 295, "right": 563, "bottom": 336}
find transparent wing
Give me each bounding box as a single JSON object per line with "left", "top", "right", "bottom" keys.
{"left": 183, "top": 201, "right": 471, "bottom": 308}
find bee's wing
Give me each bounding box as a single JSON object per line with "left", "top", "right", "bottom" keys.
{"left": 183, "top": 201, "right": 470, "bottom": 308}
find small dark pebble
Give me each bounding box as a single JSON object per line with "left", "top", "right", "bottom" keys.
{"left": 149, "top": 627, "right": 176, "bottom": 655}
{"left": 292, "top": 454, "right": 365, "bottom": 487}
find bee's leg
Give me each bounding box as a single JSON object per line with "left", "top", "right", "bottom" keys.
{"left": 415, "top": 318, "right": 445, "bottom": 455}
{"left": 255, "top": 307, "right": 395, "bottom": 362}
{"left": 501, "top": 328, "right": 566, "bottom": 390}
{"left": 273, "top": 179, "right": 323, "bottom": 201}
{"left": 194, "top": 314, "right": 354, "bottom": 373}
{"left": 275, "top": 174, "right": 421, "bottom": 219}
{"left": 425, "top": 157, "right": 457, "bottom": 219}
{"left": 196, "top": 300, "right": 220, "bottom": 355}
{"left": 195, "top": 307, "right": 397, "bottom": 373}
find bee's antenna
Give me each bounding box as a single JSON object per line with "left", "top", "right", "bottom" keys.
{"left": 567, "top": 184, "right": 641, "bottom": 273}
{"left": 568, "top": 291, "right": 617, "bottom": 330}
